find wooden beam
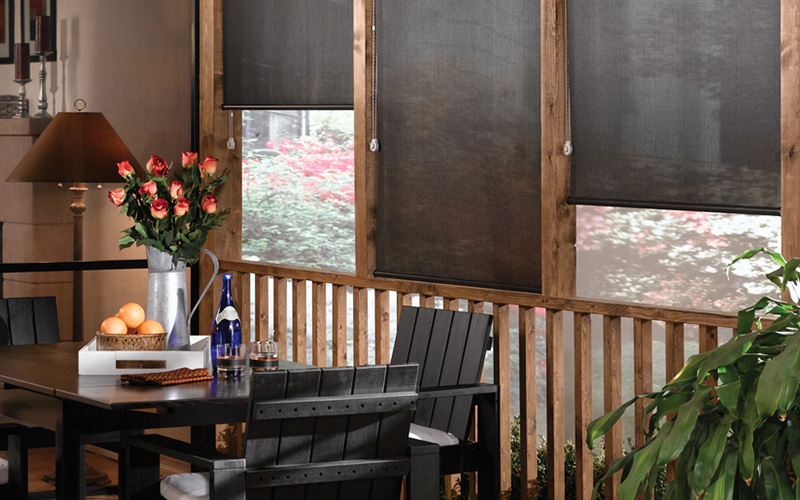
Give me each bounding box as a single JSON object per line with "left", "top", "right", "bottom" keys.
{"left": 541, "top": 0, "right": 575, "bottom": 298}
{"left": 782, "top": 0, "right": 800, "bottom": 262}
{"left": 354, "top": 0, "right": 377, "bottom": 277}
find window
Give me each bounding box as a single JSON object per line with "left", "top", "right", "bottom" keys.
{"left": 242, "top": 110, "right": 355, "bottom": 272}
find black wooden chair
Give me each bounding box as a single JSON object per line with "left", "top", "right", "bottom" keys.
{"left": 0, "top": 297, "right": 61, "bottom": 500}
{"left": 393, "top": 306, "right": 500, "bottom": 500}
{"left": 123, "top": 364, "right": 437, "bottom": 500}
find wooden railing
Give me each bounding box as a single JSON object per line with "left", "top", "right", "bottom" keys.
{"left": 219, "top": 259, "right": 738, "bottom": 500}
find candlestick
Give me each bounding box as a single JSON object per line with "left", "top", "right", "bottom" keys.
{"left": 34, "top": 51, "right": 52, "bottom": 118}
{"left": 13, "top": 78, "right": 31, "bottom": 118}
{"left": 35, "top": 16, "right": 51, "bottom": 54}
{"left": 14, "top": 43, "right": 30, "bottom": 80}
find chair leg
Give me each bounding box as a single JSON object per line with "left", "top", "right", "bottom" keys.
{"left": 8, "top": 432, "right": 28, "bottom": 500}
{"left": 209, "top": 468, "right": 245, "bottom": 500}
{"left": 407, "top": 440, "right": 439, "bottom": 500}
{"left": 120, "top": 433, "right": 160, "bottom": 500}
{"left": 477, "top": 392, "right": 500, "bottom": 500}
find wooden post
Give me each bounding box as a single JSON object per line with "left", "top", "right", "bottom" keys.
{"left": 782, "top": 0, "right": 800, "bottom": 264}
{"left": 519, "top": 306, "right": 538, "bottom": 500}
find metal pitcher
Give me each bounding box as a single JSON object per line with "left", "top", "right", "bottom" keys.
{"left": 146, "top": 247, "right": 219, "bottom": 350}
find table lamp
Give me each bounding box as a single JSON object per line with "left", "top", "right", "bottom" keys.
{"left": 6, "top": 106, "right": 144, "bottom": 341}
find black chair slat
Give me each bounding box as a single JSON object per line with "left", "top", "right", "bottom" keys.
{"left": 33, "top": 296, "right": 60, "bottom": 344}
{"left": 372, "top": 364, "right": 420, "bottom": 500}
{"left": 0, "top": 299, "right": 10, "bottom": 346}
{"left": 428, "top": 311, "right": 473, "bottom": 432}
{"left": 245, "top": 370, "right": 289, "bottom": 469}
{"left": 420, "top": 310, "right": 453, "bottom": 388}
{"left": 305, "top": 367, "right": 356, "bottom": 500}
{"left": 448, "top": 314, "right": 493, "bottom": 440}
{"left": 406, "top": 308, "right": 435, "bottom": 382}
{"left": 339, "top": 366, "right": 389, "bottom": 499}
{"left": 390, "top": 306, "right": 418, "bottom": 365}
{"left": 8, "top": 298, "right": 36, "bottom": 345}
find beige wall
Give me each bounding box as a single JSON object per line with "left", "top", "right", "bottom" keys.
{"left": 0, "top": 0, "right": 193, "bottom": 340}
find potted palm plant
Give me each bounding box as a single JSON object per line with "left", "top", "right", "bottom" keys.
{"left": 587, "top": 248, "right": 800, "bottom": 499}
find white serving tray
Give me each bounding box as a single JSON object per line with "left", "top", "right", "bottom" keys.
{"left": 79, "top": 335, "right": 210, "bottom": 375}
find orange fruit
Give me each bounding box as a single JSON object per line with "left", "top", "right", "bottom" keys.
{"left": 116, "top": 302, "right": 145, "bottom": 331}
{"left": 100, "top": 316, "right": 128, "bottom": 335}
{"left": 137, "top": 319, "right": 165, "bottom": 335}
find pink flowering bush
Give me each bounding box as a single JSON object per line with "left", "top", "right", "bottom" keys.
{"left": 242, "top": 129, "right": 355, "bottom": 272}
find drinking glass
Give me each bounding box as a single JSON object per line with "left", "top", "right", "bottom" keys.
{"left": 216, "top": 343, "right": 246, "bottom": 378}
{"left": 249, "top": 340, "right": 279, "bottom": 371}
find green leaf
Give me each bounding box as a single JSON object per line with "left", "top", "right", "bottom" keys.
{"left": 118, "top": 235, "right": 135, "bottom": 249}
{"left": 592, "top": 452, "right": 635, "bottom": 499}
{"left": 690, "top": 415, "right": 734, "bottom": 491}
{"left": 657, "top": 385, "right": 712, "bottom": 464}
{"left": 134, "top": 222, "right": 147, "bottom": 238}
{"left": 617, "top": 431, "right": 668, "bottom": 500}
{"left": 691, "top": 332, "right": 757, "bottom": 385}
{"left": 586, "top": 397, "right": 639, "bottom": 448}
{"left": 715, "top": 380, "right": 741, "bottom": 418}
{"left": 755, "top": 332, "right": 800, "bottom": 417}
{"left": 761, "top": 456, "right": 794, "bottom": 500}
{"left": 703, "top": 448, "right": 737, "bottom": 500}
{"left": 739, "top": 392, "right": 758, "bottom": 479}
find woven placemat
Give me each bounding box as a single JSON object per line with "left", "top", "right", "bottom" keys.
{"left": 121, "top": 367, "right": 213, "bottom": 386}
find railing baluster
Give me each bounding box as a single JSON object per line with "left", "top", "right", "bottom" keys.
{"left": 574, "top": 312, "right": 592, "bottom": 500}
{"left": 634, "top": 318, "right": 653, "bottom": 449}
{"left": 255, "top": 275, "right": 269, "bottom": 341}
{"left": 311, "top": 281, "right": 326, "bottom": 366}
{"left": 239, "top": 272, "right": 251, "bottom": 343}
{"left": 421, "top": 294, "right": 435, "bottom": 308}
{"left": 353, "top": 287, "right": 369, "bottom": 366}
{"left": 273, "top": 277, "right": 288, "bottom": 359}
{"left": 332, "top": 284, "right": 347, "bottom": 366}
{"left": 546, "top": 309, "right": 565, "bottom": 500}
{"left": 443, "top": 297, "right": 459, "bottom": 311}
{"left": 519, "top": 306, "right": 537, "bottom": 500}
{"left": 493, "top": 304, "right": 512, "bottom": 497}
{"left": 374, "top": 290, "right": 391, "bottom": 364}
{"left": 700, "top": 325, "right": 718, "bottom": 387}
{"left": 469, "top": 300, "right": 485, "bottom": 314}
{"left": 292, "top": 279, "right": 307, "bottom": 363}
{"left": 664, "top": 321, "right": 684, "bottom": 481}
{"left": 603, "top": 315, "right": 622, "bottom": 497}
{"left": 397, "top": 293, "right": 413, "bottom": 323}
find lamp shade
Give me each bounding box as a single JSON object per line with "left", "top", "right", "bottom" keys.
{"left": 6, "top": 112, "right": 144, "bottom": 183}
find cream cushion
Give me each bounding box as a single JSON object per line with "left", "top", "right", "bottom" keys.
{"left": 160, "top": 472, "right": 209, "bottom": 500}
{"left": 408, "top": 423, "right": 460, "bottom": 447}
{"left": 0, "top": 457, "right": 8, "bottom": 486}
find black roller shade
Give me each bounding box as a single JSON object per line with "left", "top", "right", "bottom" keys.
{"left": 223, "top": 0, "right": 353, "bottom": 109}
{"left": 375, "top": 0, "right": 541, "bottom": 292}
{"left": 568, "top": 0, "right": 780, "bottom": 215}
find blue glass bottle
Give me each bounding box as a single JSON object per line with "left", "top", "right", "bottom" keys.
{"left": 211, "top": 273, "right": 242, "bottom": 368}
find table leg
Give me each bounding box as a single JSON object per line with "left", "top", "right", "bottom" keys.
{"left": 191, "top": 424, "right": 217, "bottom": 472}
{"left": 56, "top": 400, "right": 86, "bottom": 500}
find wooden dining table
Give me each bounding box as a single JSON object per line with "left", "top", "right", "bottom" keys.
{"left": 0, "top": 341, "right": 306, "bottom": 500}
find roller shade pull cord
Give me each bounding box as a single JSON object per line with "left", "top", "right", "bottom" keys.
{"left": 369, "top": 0, "right": 380, "bottom": 152}
{"left": 563, "top": 0, "right": 573, "bottom": 156}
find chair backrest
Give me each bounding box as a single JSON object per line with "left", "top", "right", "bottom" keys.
{"left": 391, "top": 306, "right": 493, "bottom": 441}
{"left": 0, "top": 297, "right": 60, "bottom": 346}
{"left": 243, "top": 364, "right": 418, "bottom": 500}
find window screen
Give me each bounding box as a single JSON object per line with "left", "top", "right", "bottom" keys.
{"left": 375, "top": 0, "right": 541, "bottom": 292}
{"left": 568, "top": 0, "right": 780, "bottom": 215}
{"left": 223, "top": 0, "right": 353, "bottom": 108}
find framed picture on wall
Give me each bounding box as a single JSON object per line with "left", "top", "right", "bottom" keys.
{"left": 22, "top": 0, "right": 55, "bottom": 61}
{"left": 0, "top": 0, "right": 16, "bottom": 64}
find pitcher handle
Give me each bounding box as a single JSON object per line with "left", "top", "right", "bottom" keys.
{"left": 187, "top": 248, "right": 219, "bottom": 329}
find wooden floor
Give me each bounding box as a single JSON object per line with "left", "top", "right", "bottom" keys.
{"left": 2, "top": 446, "right": 189, "bottom": 499}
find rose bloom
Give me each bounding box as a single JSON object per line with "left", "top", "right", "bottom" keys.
{"left": 108, "top": 188, "right": 125, "bottom": 206}
{"left": 169, "top": 181, "right": 184, "bottom": 200}
{"left": 200, "top": 156, "right": 218, "bottom": 177}
{"left": 117, "top": 160, "right": 134, "bottom": 178}
{"left": 182, "top": 152, "right": 198, "bottom": 168}
{"left": 146, "top": 155, "right": 169, "bottom": 177}
{"left": 139, "top": 181, "right": 157, "bottom": 197}
{"left": 173, "top": 197, "right": 190, "bottom": 217}
{"left": 201, "top": 194, "right": 217, "bottom": 213}
{"left": 150, "top": 198, "right": 169, "bottom": 219}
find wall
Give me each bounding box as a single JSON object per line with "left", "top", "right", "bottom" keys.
{"left": 0, "top": 0, "right": 193, "bottom": 340}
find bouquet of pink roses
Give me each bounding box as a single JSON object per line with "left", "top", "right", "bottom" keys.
{"left": 108, "top": 152, "right": 230, "bottom": 265}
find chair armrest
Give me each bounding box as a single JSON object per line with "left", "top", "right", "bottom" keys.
{"left": 127, "top": 434, "right": 245, "bottom": 471}
{"left": 417, "top": 383, "right": 498, "bottom": 400}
